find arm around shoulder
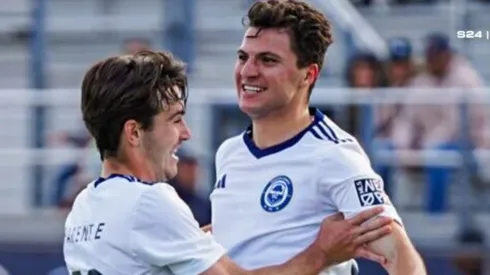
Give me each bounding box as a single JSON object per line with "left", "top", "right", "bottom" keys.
{"left": 200, "top": 242, "right": 329, "bottom": 275}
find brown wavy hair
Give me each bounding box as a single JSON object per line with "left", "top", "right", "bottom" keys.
{"left": 243, "top": 0, "right": 333, "bottom": 96}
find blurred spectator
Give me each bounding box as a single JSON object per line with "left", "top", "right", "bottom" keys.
{"left": 49, "top": 130, "right": 96, "bottom": 208}
{"left": 122, "top": 38, "right": 152, "bottom": 55}
{"left": 56, "top": 140, "right": 100, "bottom": 210}
{"left": 453, "top": 228, "right": 485, "bottom": 275}
{"left": 386, "top": 37, "right": 416, "bottom": 87}
{"left": 454, "top": 255, "right": 483, "bottom": 275}
{"left": 375, "top": 37, "right": 417, "bottom": 141}
{"left": 391, "top": 32, "right": 488, "bottom": 213}
{"left": 372, "top": 37, "right": 417, "bottom": 195}
{"left": 344, "top": 52, "right": 387, "bottom": 139}
{"left": 346, "top": 52, "right": 386, "bottom": 89}
{"left": 169, "top": 148, "right": 211, "bottom": 227}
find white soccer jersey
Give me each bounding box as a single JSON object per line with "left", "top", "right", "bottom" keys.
{"left": 211, "top": 108, "right": 402, "bottom": 275}
{"left": 63, "top": 174, "right": 225, "bottom": 275}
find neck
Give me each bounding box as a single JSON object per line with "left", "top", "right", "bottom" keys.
{"left": 101, "top": 156, "right": 156, "bottom": 183}
{"left": 252, "top": 105, "right": 312, "bottom": 149}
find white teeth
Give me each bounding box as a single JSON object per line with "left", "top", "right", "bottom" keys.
{"left": 243, "top": 85, "right": 264, "bottom": 93}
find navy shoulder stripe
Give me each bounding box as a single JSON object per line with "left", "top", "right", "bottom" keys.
{"left": 309, "top": 118, "right": 354, "bottom": 144}
{"left": 94, "top": 173, "right": 154, "bottom": 188}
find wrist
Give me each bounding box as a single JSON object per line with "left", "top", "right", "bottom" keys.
{"left": 305, "top": 241, "right": 332, "bottom": 269}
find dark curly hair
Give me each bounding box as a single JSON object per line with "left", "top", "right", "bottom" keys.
{"left": 81, "top": 51, "right": 188, "bottom": 160}
{"left": 243, "top": 0, "right": 333, "bottom": 96}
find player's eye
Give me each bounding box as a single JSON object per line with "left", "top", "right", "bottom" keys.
{"left": 237, "top": 54, "right": 247, "bottom": 62}
{"left": 261, "top": 57, "right": 277, "bottom": 64}
{"left": 173, "top": 116, "right": 183, "bottom": 124}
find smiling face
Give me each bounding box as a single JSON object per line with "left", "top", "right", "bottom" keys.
{"left": 120, "top": 86, "right": 191, "bottom": 182}
{"left": 140, "top": 99, "right": 191, "bottom": 181}
{"left": 234, "top": 27, "right": 317, "bottom": 120}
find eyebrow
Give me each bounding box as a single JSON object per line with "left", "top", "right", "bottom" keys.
{"left": 167, "top": 110, "right": 186, "bottom": 121}
{"left": 237, "top": 49, "right": 281, "bottom": 59}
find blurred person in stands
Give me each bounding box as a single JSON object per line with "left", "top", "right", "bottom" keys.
{"left": 453, "top": 229, "right": 485, "bottom": 275}
{"left": 373, "top": 37, "right": 417, "bottom": 196}
{"left": 454, "top": 256, "right": 483, "bottom": 275}
{"left": 168, "top": 148, "right": 211, "bottom": 227}
{"left": 123, "top": 38, "right": 152, "bottom": 55}
{"left": 385, "top": 37, "right": 417, "bottom": 87}
{"left": 48, "top": 130, "right": 97, "bottom": 208}
{"left": 391, "top": 32, "right": 488, "bottom": 213}
{"left": 345, "top": 52, "right": 387, "bottom": 139}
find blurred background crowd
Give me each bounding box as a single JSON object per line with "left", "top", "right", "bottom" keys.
{"left": 1, "top": 0, "right": 490, "bottom": 274}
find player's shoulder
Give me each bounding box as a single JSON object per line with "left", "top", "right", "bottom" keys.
{"left": 305, "top": 109, "right": 358, "bottom": 150}
{"left": 215, "top": 132, "right": 245, "bottom": 161}
{"left": 86, "top": 174, "right": 178, "bottom": 204}
{"left": 132, "top": 182, "right": 196, "bottom": 233}
{"left": 135, "top": 181, "right": 188, "bottom": 213}
{"left": 306, "top": 111, "right": 373, "bottom": 173}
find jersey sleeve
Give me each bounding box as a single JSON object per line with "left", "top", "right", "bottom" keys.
{"left": 318, "top": 145, "right": 403, "bottom": 226}
{"left": 130, "top": 184, "right": 226, "bottom": 274}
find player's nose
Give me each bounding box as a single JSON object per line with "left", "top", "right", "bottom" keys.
{"left": 240, "top": 59, "right": 259, "bottom": 78}
{"left": 180, "top": 120, "right": 191, "bottom": 141}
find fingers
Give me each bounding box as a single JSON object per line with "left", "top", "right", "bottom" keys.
{"left": 348, "top": 206, "right": 384, "bottom": 226}
{"left": 354, "top": 224, "right": 392, "bottom": 246}
{"left": 355, "top": 247, "right": 387, "bottom": 266}
{"left": 355, "top": 216, "right": 392, "bottom": 236}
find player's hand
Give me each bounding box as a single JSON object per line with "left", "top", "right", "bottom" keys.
{"left": 313, "top": 206, "right": 392, "bottom": 266}
{"left": 201, "top": 224, "right": 212, "bottom": 234}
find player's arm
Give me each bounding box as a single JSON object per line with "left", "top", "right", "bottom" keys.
{"left": 202, "top": 206, "right": 392, "bottom": 275}
{"left": 318, "top": 147, "right": 426, "bottom": 275}
{"left": 131, "top": 185, "right": 391, "bottom": 275}
{"left": 322, "top": 174, "right": 426, "bottom": 275}
{"left": 202, "top": 243, "right": 327, "bottom": 275}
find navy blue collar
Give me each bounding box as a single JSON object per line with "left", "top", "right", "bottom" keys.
{"left": 243, "top": 108, "right": 324, "bottom": 159}
{"left": 93, "top": 173, "right": 154, "bottom": 188}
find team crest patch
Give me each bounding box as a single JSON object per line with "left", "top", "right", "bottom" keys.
{"left": 354, "top": 178, "right": 387, "bottom": 207}
{"left": 261, "top": 175, "right": 293, "bottom": 212}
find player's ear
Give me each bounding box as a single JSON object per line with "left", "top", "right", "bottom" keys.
{"left": 302, "top": 63, "right": 318, "bottom": 87}
{"left": 123, "top": 119, "right": 142, "bottom": 147}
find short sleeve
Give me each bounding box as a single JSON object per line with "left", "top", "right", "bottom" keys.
{"left": 130, "top": 184, "right": 226, "bottom": 274}
{"left": 318, "top": 145, "right": 403, "bottom": 226}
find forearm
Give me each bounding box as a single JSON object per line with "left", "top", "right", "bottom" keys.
{"left": 248, "top": 243, "right": 329, "bottom": 275}
{"left": 368, "top": 224, "right": 426, "bottom": 275}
